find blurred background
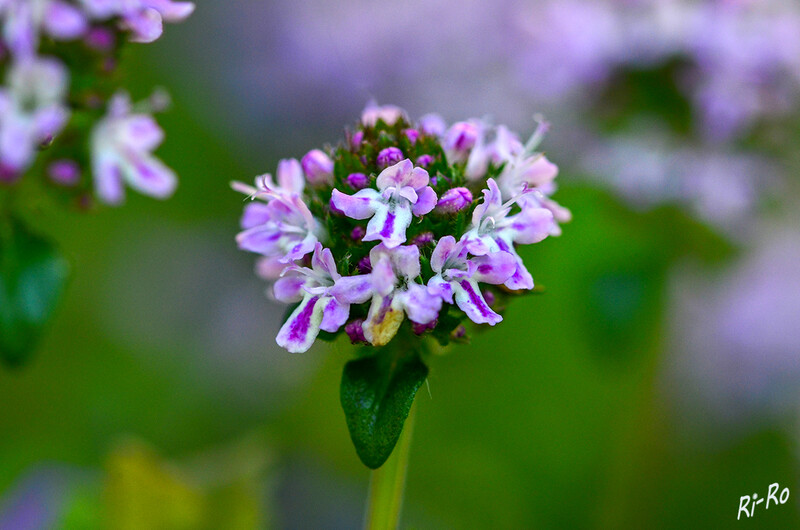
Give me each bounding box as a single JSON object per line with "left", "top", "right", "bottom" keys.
{"left": 2, "top": 0, "right": 800, "bottom": 527}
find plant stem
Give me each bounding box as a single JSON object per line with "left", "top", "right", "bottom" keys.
{"left": 363, "top": 404, "right": 416, "bottom": 530}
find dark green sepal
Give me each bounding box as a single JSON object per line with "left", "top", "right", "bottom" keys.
{"left": 340, "top": 344, "right": 428, "bottom": 469}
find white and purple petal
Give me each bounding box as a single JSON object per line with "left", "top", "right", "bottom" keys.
{"left": 330, "top": 188, "right": 379, "bottom": 219}
{"left": 276, "top": 295, "right": 325, "bottom": 353}
{"left": 453, "top": 279, "right": 502, "bottom": 326}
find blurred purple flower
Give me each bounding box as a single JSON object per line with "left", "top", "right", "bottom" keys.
{"left": 0, "top": 56, "right": 69, "bottom": 173}
{"left": 90, "top": 91, "right": 177, "bottom": 204}
{"left": 80, "top": 0, "right": 195, "bottom": 43}
{"left": 0, "top": 0, "right": 88, "bottom": 57}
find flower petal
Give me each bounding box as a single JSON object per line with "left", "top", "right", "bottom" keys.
{"left": 412, "top": 186, "right": 437, "bottom": 216}
{"left": 122, "top": 152, "right": 177, "bottom": 199}
{"left": 277, "top": 158, "right": 304, "bottom": 194}
{"left": 427, "top": 275, "right": 454, "bottom": 304}
{"left": 376, "top": 159, "right": 413, "bottom": 190}
{"left": 471, "top": 251, "right": 516, "bottom": 284}
{"left": 330, "top": 274, "right": 374, "bottom": 304}
{"left": 399, "top": 283, "right": 442, "bottom": 324}
{"left": 93, "top": 154, "right": 125, "bottom": 205}
{"left": 454, "top": 279, "right": 502, "bottom": 325}
{"left": 320, "top": 297, "right": 349, "bottom": 332}
{"left": 363, "top": 294, "right": 404, "bottom": 346}
{"left": 507, "top": 207, "right": 554, "bottom": 245}
{"left": 119, "top": 115, "right": 163, "bottom": 151}
{"left": 363, "top": 200, "right": 412, "bottom": 248}
{"left": 310, "top": 244, "right": 338, "bottom": 279}
{"left": 273, "top": 273, "right": 306, "bottom": 303}
{"left": 430, "top": 235, "right": 457, "bottom": 273}
{"left": 126, "top": 7, "right": 164, "bottom": 43}
{"left": 44, "top": 1, "right": 89, "bottom": 40}
{"left": 276, "top": 295, "right": 324, "bottom": 353}
{"left": 330, "top": 188, "right": 379, "bottom": 219}
{"left": 236, "top": 225, "right": 281, "bottom": 255}
{"left": 241, "top": 202, "right": 272, "bottom": 229}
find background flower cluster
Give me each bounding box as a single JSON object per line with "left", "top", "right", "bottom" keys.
{"left": 0, "top": 0, "right": 193, "bottom": 206}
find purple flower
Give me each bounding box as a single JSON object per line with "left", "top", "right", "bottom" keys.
{"left": 330, "top": 243, "right": 441, "bottom": 346}
{"left": 330, "top": 159, "right": 437, "bottom": 248}
{"left": 377, "top": 146, "right": 403, "bottom": 168}
{"left": 462, "top": 179, "right": 555, "bottom": 290}
{"left": 443, "top": 120, "right": 480, "bottom": 163}
{"left": 403, "top": 128, "right": 419, "bottom": 144}
{"left": 273, "top": 243, "right": 353, "bottom": 353}
{"left": 428, "top": 236, "right": 515, "bottom": 325}
{"left": 415, "top": 154, "right": 434, "bottom": 167}
{"left": 301, "top": 148, "right": 334, "bottom": 186}
{"left": 232, "top": 158, "right": 325, "bottom": 275}
{"left": 418, "top": 113, "right": 446, "bottom": 137}
{"left": 0, "top": 56, "right": 69, "bottom": 172}
{"left": 360, "top": 101, "right": 404, "bottom": 127}
{"left": 435, "top": 187, "right": 472, "bottom": 214}
{"left": 90, "top": 91, "right": 177, "bottom": 204}
{"left": 345, "top": 318, "right": 367, "bottom": 344}
{"left": 0, "top": 0, "right": 88, "bottom": 57}
{"left": 346, "top": 172, "right": 368, "bottom": 190}
{"left": 80, "top": 0, "right": 195, "bottom": 43}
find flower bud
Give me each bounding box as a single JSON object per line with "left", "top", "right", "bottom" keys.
{"left": 357, "top": 255, "right": 372, "bottom": 274}
{"left": 301, "top": 149, "right": 334, "bottom": 185}
{"left": 351, "top": 225, "right": 366, "bottom": 240}
{"left": 48, "top": 159, "right": 80, "bottom": 186}
{"left": 435, "top": 187, "right": 473, "bottom": 214}
{"left": 419, "top": 113, "right": 446, "bottom": 136}
{"left": 345, "top": 319, "right": 368, "bottom": 344}
{"left": 361, "top": 102, "right": 404, "bottom": 127}
{"left": 412, "top": 319, "right": 438, "bottom": 335}
{"left": 415, "top": 154, "right": 434, "bottom": 167}
{"left": 444, "top": 121, "right": 479, "bottom": 161}
{"left": 377, "top": 147, "right": 404, "bottom": 168}
{"left": 351, "top": 130, "right": 364, "bottom": 149}
{"left": 403, "top": 128, "right": 419, "bottom": 145}
{"left": 411, "top": 232, "right": 434, "bottom": 247}
{"left": 346, "top": 172, "right": 369, "bottom": 190}
{"left": 482, "top": 289, "right": 496, "bottom": 306}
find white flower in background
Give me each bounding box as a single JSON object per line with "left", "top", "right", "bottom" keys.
{"left": 90, "top": 91, "right": 177, "bottom": 204}
{"left": 0, "top": 56, "right": 69, "bottom": 173}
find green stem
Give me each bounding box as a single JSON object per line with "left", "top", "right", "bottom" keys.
{"left": 363, "top": 404, "right": 416, "bottom": 530}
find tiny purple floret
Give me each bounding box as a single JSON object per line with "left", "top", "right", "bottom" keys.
{"left": 345, "top": 319, "right": 368, "bottom": 344}
{"left": 346, "top": 172, "right": 369, "bottom": 190}
{"left": 351, "top": 225, "right": 366, "bottom": 240}
{"left": 416, "top": 154, "right": 434, "bottom": 167}
{"left": 377, "top": 147, "right": 404, "bottom": 168}
{"left": 435, "top": 187, "right": 473, "bottom": 214}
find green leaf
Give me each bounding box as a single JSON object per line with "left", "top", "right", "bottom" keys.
{"left": 0, "top": 218, "right": 70, "bottom": 367}
{"left": 340, "top": 349, "right": 428, "bottom": 469}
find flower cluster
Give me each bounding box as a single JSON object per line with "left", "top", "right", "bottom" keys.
{"left": 233, "top": 103, "right": 570, "bottom": 353}
{"left": 0, "top": 0, "right": 194, "bottom": 205}
{"left": 515, "top": 0, "right": 800, "bottom": 141}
